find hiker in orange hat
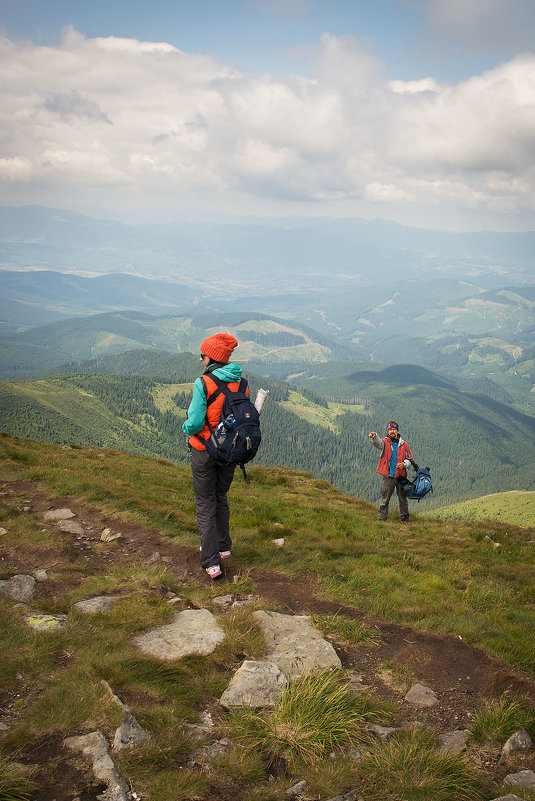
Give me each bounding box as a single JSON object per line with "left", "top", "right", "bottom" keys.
{"left": 182, "top": 333, "right": 246, "bottom": 579}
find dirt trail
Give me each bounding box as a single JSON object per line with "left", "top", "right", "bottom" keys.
{"left": 2, "top": 478, "right": 535, "bottom": 799}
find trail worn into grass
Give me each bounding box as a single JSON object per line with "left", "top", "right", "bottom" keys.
{"left": 2, "top": 477, "right": 535, "bottom": 800}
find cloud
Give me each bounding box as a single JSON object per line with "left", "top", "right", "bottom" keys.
{"left": 426, "top": 0, "right": 535, "bottom": 52}
{"left": 0, "top": 27, "right": 534, "bottom": 226}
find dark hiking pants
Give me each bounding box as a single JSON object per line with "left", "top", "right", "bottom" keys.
{"left": 378, "top": 476, "right": 409, "bottom": 522}
{"left": 190, "top": 447, "right": 236, "bottom": 568}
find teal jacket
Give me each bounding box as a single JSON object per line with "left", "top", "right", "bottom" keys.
{"left": 182, "top": 362, "right": 243, "bottom": 437}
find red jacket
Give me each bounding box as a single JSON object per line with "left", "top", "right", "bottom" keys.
{"left": 189, "top": 373, "right": 248, "bottom": 451}
{"left": 376, "top": 436, "right": 413, "bottom": 479}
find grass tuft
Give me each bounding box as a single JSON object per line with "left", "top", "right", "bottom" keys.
{"left": 312, "top": 613, "right": 382, "bottom": 645}
{"left": 227, "top": 668, "right": 393, "bottom": 765}
{"left": 469, "top": 695, "right": 535, "bottom": 743}
{"left": 357, "top": 726, "right": 486, "bottom": 801}
{"left": 0, "top": 756, "right": 36, "bottom": 801}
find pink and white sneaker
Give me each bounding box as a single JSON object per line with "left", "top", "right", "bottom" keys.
{"left": 206, "top": 564, "right": 222, "bottom": 580}
{"left": 219, "top": 550, "right": 232, "bottom": 559}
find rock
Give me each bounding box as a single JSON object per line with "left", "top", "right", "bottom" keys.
{"left": 25, "top": 613, "right": 68, "bottom": 631}
{"left": 64, "top": 731, "right": 129, "bottom": 801}
{"left": 404, "top": 683, "right": 439, "bottom": 708}
{"left": 273, "top": 538, "right": 285, "bottom": 547}
{"left": 134, "top": 609, "right": 225, "bottom": 660}
{"left": 503, "top": 770, "right": 535, "bottom": 788}
{"left": 193, "top": 738, "right": 233, "bottom": 766}
{"left": 0, "top": 574, "right": 36, "bottom": 602}
{"left": 286, "top": 779, "right": 307, "bottom": 795}
{"left": 324, "top": 792, "right": 357, "bottom": 801}
{"left": 253, "top": 610, "right": 341, "bottom": 678}
{"left": 437, "top": 730, "right": 469, "bottom": 754}
{"left": 43, "top": 508, "right": 75, "bottom": 521}
{"left": 147, "top": 551, "right": 161, "bottom": 562}
{"left": 213, "top": 594, "right": 234, "bottom": 607}
{"left": 490, "top": 796, "right": 528, "bottom": 801}
{"left": 100, "top": 529, "right": 123, "bottom": 543}
{"left": 33, "top": 570, "right": 48, "bottom": 582}
{"left": 75, "top": 596, "right": 118, "bottom": 614}
{"left": 367, "top": 724, "right": 396, "bottom": 741}
{"left": 59, "top": 520, "right": 86, "bottom": 535}
{"left": 220, "top": 660, "right": 287, "bottom": 708}
{"left": 113, "top": 713, "right": 148, "bottom": 752}
{"left": 182, "top": 723, "right": 215, "bottom": 741}
{"left": 0, "top": 527, "right": 7, "bottom": 535}
{"left": 500, "top": 729, "right": 533, "bottom": 763}
{"left": 0, "top": 721, "right": 9, "bottom": 731}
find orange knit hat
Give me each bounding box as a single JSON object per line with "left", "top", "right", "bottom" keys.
{"left": 200, "top": 333, "right": 238, "bottom": 364}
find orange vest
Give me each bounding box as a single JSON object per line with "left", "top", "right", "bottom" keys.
{"left": 189, "top": 374, "right": 249, "bottom": 451}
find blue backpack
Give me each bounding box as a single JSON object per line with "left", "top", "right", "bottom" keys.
{"left": 202, "top": 374, "right": 261, "bottom": 478}
{"left": 403, "top": 466, "right": 433, "bottom": 501}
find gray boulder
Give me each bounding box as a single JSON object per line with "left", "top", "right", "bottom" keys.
{"left": 43, "top": 508, "right": 75, "bottom": 520}
{"left": 500, "top": 729, "right": 532, "bottom": 763}
{"left": 503, "top": 770, "right": 535, "bottom": 788}
{"left": 253, "top": 610, "right": 341, "bottom": 678}
{"left": 220, "top": 660, "right": 287, "bottom": 708}
{"left": 437, "top": 730, "right": 469, "bottom": 754}
{"left": 75, "top": 596, "right": 118, "bottom": 614}
{"left": 134, "top": 608, "right": 225, "bottom": 660}
{"left": 0, "top": 574, "right": 36, "bottom": 602}
{"left": 64, "top": 731, "right": 129, "bottom": 801}
{"left": 404, "top": 683, "right": 439, "bottom": 708}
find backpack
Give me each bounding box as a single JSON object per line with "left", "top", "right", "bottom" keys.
{"left": 201, "top": 373, "right": 261, "bottom": 477}
{"left": 403, "top": 466, "right": 433, "bottom": 502}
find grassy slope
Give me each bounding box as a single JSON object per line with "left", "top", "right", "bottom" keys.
{"left": 433, "top": 490, "right": 535, "bottom": 527}
{"left": 1, "top": 433, "right": 534, "bottom": 677}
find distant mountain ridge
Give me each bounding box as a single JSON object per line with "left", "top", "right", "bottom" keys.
{"left": 1, "top": 349, "right": 534, "bottom": 510}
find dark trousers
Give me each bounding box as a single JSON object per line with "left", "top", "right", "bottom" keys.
{"left": 190, "top": 447, "right": 236, "bottom": 568}
{"left": 378, "top": 476, "right": 409, "bottom": 521}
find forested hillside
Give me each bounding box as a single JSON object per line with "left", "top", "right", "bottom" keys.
{"left": 1, "top": 352, "right": 534, "bottom": 512}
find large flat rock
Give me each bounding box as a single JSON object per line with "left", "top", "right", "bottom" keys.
{"left": 134, "top": 609, "right": 225, "bottom": 660}
{"left": 253, "top": 610, "right": 341, "bottom": 678}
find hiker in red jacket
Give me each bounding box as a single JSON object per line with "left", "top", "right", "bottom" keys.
{"left": 368, "top": 421, "right": 413, "bottom": 522}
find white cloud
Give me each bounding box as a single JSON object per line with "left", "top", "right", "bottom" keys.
{"left": 0, "top": 27, "right": 534, "bottom": 228}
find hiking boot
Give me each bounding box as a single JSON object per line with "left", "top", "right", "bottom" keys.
{"left": 205, "top": 565, "right": 223, "bottom": 580}
{"left": 219, "top": 550, "right": 231, "bottom": 559}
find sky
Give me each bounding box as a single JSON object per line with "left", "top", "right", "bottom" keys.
{"left": 1, "top": 0, "right": 535, "bottom": 231}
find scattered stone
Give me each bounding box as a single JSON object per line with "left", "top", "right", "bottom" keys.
{"left": 166, "top": 596, "right": 182, "bottom": 605}
{"left": 404, "top": 683, "right": 439, "bottom": 708}
{"left": 503, "top": 770, "right": 535, "bottom": 788}
{"left": 134, "top": 609, "right": 225, "bottom": 660}
{"left": 490, "top": 796, "right": 528, "bottom": 801}
{"left": 0, "top": 574, "right": 36, "bottom": 602}
{"left": 500, "top": 729, "right": 533, "bottom": 763}
{"left": 147, "top": 551, "right": 161, "bottom": 562}
{"left": 101, "top": 681, "right": 148, "bottom": 752}
{"left": 286, "top": 779, "right": 307, "bottom": 795}
{"left": 253, "top": 610, "right": 341, "bottom": 678}
{"left": 64, "top": 731, "right": 130, "bottom": 801}
{"left": 273, "top": 522, "right": 284, "bottom": 528}
{"left": 43, "top": 508, "right": 75, "bottom": 521}
{"left": 25, "top": 613, "right": 68, "bottom": 631}
{"left": 59, "top": 519, "right": 86, "bottom": 535}
{"left": 213, "top": 594, "right": 234, "bottom": 607}
{"left": 100, "top": 529, "right": 123, "bottom": 543}
{"left": 437, "top": 730, "right": 469, "bottom": 754}
{"left": 0, "top": 722, "right": 9, "bottom": 731}
{"left": 0, "top": 527, "right": 7, "bottom": 535}
{"left": 220, "top": 660, "right": 287, "bottom": 708}
{"left": 113, "top": 713, "right": 148, "bottom": 752}
{"left": 324, "top": 792, "right": 357, "bottom": 801}
{"left": 33, "top": 570, "right": 48, "bottom": 582}
{"left": 193, "top": 738, "right": 233, "bottom": 766}
{"left": 21, "top": 506, "right": 31, "bottom": 512}
{"left": 368, "top": 724, "right": 396, "bottom": 741}
{"left": 75, "top": 596, "right": 118, "bottom": 614}
{"left": 182, "top": 723, "right": 215, "bottom": 741}
{"left": 273, "top": 538, "right": 285, "bottom": 547}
